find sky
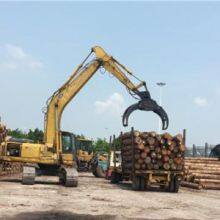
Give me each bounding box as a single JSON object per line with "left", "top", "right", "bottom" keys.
{"left": 0, "top": 1, "right": 220, "bottom": 147}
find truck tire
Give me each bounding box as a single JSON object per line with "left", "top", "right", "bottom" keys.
{"left": 111, "top": 172, "right": 118, "bottom": 184}
{"left": 95, "top": 166, "right": 105, "bottom": 178}
{"left": 139, "top": 177, "right": 146, "bottom": 191}
{"left": 92, "top": 170, "right": 98, "bottom": 177}
{"left": 132, "top": 176, "right": 145, "bottom": 191}
{"left": 173, "top": 176, "right": 180, "bottom": 193}
{"left": 132, "top": 176, "right": 140, "bottom": 190}
{"left": 169, "top": 175, "right": 179, "bottom": 193}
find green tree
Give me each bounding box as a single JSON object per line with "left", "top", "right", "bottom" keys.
{"left": 8, "top": 128, "right": 44, "bottom": 143}
{"left": 8, "top": 129, "right": 27, "bottom": 139}
{"left": 93, "top": 138, "right": 109, "bottom": 153}
{"left": 112, "top": 137, "right": 122, "bottom": 150}
{"left": 27, "top": 128, "right": 44, "bottom": 143}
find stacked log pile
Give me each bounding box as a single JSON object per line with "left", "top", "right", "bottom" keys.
{"left": 183, "top": 157, "right": 220, "bottom": 190}
{"left": 0, "top": 123, "right": 7, "bottom": 144}
{"left": 121, "top": 131, "right": 185, "bottom": 173}
{"left": 0, "top": 123, "right": 22, "bottom": 176}
{"left": 0, "top": 162, "right": 22, "bottom": 177}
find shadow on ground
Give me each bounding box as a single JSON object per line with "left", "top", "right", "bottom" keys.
{"left": 4, "top": 211, "right": 118, "bottom": 220}
{"left": 2, "top": 211, "right": 195, "bottom": 220}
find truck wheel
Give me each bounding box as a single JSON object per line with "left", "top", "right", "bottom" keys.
{"left": 92, "top": 170, "right": 98, "bottom": 177}
{"left": 132, "top": 176, "right": 140, "bottom": 190}
{"left": 168, "top": 176, "right": 175, "bottom": 192}
{"left": 96, "top": 166, "right": 105, "bottom": 178}
{"left": 169, "top": 175, "right": 179, "bottom": 193}
{"left": 173, "top": 176, "right": 180, "bottom": 193}
{"left": 111, "top": 172, "right": 118, "bottom": 184}
{"left": 139, "top": 177, "right": 146, "bottom": 191}
{"left": 111, "top": 172, "right": 121, "bottom": 184}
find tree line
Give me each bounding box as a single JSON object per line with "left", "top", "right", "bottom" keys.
{"left": 7, "top": 128, "right": 121, "bottom": 152}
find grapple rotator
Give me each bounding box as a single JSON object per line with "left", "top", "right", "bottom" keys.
{"left": 122, "top": 90, "right": 169, "bottom": 130}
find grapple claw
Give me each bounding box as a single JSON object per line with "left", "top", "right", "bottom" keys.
{"left": 122, "top": 91, "right": 169, "bottom": 130}
{"left": 122, "top": 103, "right": 139, "bottom": 127}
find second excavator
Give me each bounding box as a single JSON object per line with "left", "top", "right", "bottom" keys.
{"left": 0, "top": 46, "right": 168, "bottom": 187}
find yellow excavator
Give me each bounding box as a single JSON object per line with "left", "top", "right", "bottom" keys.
{"left": 0, "top": 46, "right": 169, "bottom": 187}
{"left": 75, "top": 137, "right": 94, "bottom": 171}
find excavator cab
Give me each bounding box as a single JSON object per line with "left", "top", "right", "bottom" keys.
{"left": 61, "top": 131, "right": 76, "bottom": 154}
{"left": 60, "top": 131, "right": 77, "bottom": 167}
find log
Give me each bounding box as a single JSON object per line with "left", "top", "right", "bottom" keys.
{"left": 162, "top": 132, "right": 173, "bottom": 140}
{"left": 144, "top": 146, "right": 150, "bottom": 154}
{"left": 163, "top": 156, "right": 169, "bottom": 162}
{"left": 153, "top": 164, "right": 159, "bottom": 170}
{"left": 186, "top": 166, "right": 220, "bottom": 170}
{"left": 148, "top": 131, "right": 157, "bottom": 137}
{"left": 185, "top": 161, "right": 220, "bottom": 165}
{"left": 121, "top": 131, "right": 140, "bottom": 139}
{"left": 187, "top": 171, "right": 220, "bottom": 175}
{"left": 194, "top": 174, "right": 220, "bottom": 180}
{"left": 186, "top": 157, "right": 219, "bottom": 161}
{"left": 149, "top": 145, "right": 155, "bottom": 151}
{"left": 202, "top": 183, "right": 220, "bottom": 190}
{"left": 147, "top": 163, "right": 153, "bottom": 169}
{"left": 134, "top": 163, "right": 141, "bottom": 170}
{"left": 170, "top": 163, "right": 177, "bottom": 170}
{"left": 144, "top": 157, "right": 151, "bottom": 164}
{"left": 179, "top": 145, "right": 186, "bottom": 152}
{"left": 195, "top": 179, "right": 220, "bottom": 184}
{"left": 185, "top": 163, "right": 220, "bottom": 167}
{"left": 181, "top": 181, "right": 202, "bottom": 190}
{"left": 161, "top": 149, "right": 167, "bottom": 156}
{"left": 174, "top": 134, "right": 183, "bottom": 143}
{"left": 150, "top": 152, "right": 156, "bottom": 159}
{"left": 140, "top": 152, "right": 147, "bottom": 159}
{"left": 137, "top": 159, "right": 144, "bottom": 164}
{"left": 163, "top": 163, "right": 170, "bottom": 170}
{"left": 134, "top": 154, "right": 140, "bottom": 160}
{"left": 146, "top": 137, "right": 155, "bottom": 145}
{"left": 140, "top": 132, "right": 149, "bottom": 139}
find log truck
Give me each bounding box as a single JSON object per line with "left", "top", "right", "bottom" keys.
{"left": 0, "top": 46, "right": 169, "bottom": 187}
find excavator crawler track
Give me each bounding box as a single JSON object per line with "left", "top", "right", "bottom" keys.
{"left": 59, "top": 167, "right": 78, "bottom": 187}
{"left": 22, "top": 165, "right": 36, "bottom": 185}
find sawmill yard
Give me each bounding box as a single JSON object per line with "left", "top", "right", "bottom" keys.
{"left": 0, "top": 173, "right": 219, "bottom": 220}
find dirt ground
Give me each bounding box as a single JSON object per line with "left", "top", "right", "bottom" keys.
{"left": 0, "top": 173, "right": 219, "bottom": 220}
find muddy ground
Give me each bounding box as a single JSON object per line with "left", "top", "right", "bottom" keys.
{"left": 0, "top": 173, "right": 219, "bottom": 220}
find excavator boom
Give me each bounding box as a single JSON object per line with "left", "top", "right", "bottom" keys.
{"left": 44, "top": 46, "right": 169, "bottom": 153}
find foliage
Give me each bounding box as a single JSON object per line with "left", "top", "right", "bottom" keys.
{"left": 8, "top": 128, "right": 115, "bottom": 153}
{"left": 75, "top": 134, "right": 85, "bottom": 139}
{"left": 92, "top": 138, "right": 109, "bottom": 153}
{"left": 112, "top": 137, "right": 122, "bottom": 150}
{"left": 8, "top": 128, "right": 44, "bottom": 143}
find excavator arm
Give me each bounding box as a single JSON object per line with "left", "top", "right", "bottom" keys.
{"left": 44, "top": 46, "right": 169, "bottom": 152}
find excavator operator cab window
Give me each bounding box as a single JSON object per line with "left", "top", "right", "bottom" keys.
{"left": 61, "top": 132, "right": 76, "bottom": 155}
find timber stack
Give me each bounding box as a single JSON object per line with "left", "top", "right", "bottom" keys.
{"left": 0, "top": 123, "right": 7, "bottom": 144}
{"left": 0, "top": 162, "right": 22, "bottom": 177}
{"left": 121, "top": 131, "right": 185, "bottom": 173}
{"left": 183, "top": 157, "right": 220, "bottom": 190}
{"left": 0, "top": 123, "right": 22, "bottom": 176}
